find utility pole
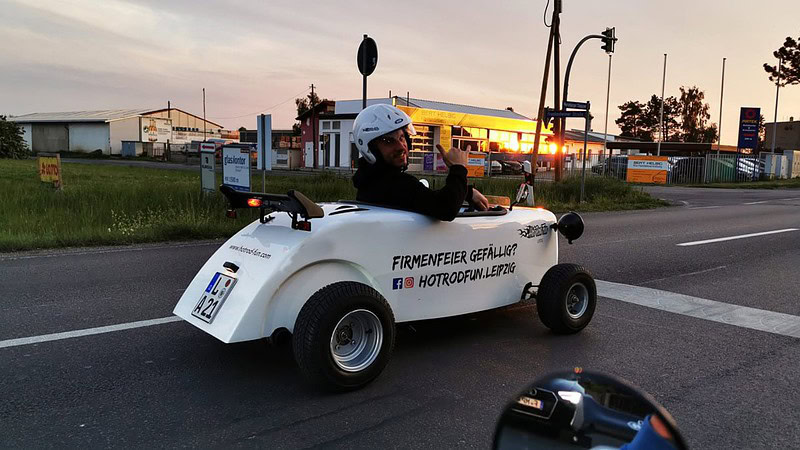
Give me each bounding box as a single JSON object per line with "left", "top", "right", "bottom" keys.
{"left": 552, "top": 0, "right": 563, "bottom": 181}
{"left": 202, "top": 88, "right": 206, "bottom": 143}
{"left": 771, "top": 56, "right": 781, "bottom": 153}
{"left": 311, "top": 83, "right": 317, "bottom": 168}
{"left": 530, "top": 7, "right": 557, "bottom": 189}
{"left": 717, "top": 58, "right": 726, "bottom": 155}
{"left": 603, "top": 54, "right": 612, "bottom": 175}
{"left": 657, "top": 54, "right": 666, "bottom": 156}
{"left": 167, "top": 100, "right": 171, "bottom": 161}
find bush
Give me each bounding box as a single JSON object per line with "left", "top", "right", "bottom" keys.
{"left": 0, "top": 116, "right": 29, "bottom": 159}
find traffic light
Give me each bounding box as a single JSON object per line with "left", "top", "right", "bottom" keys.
{"left": 542, "top": 107, "right": 554, "bottom": 129}
{"left": 601, "top": 27, "right": 616, "bottom": 53}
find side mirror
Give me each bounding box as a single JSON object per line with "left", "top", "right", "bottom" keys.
{"left": 494, "top": 370, "right": 688, "bottom": 450}
{"left": 554, "top": 211, "right": 584, "bottom": 244}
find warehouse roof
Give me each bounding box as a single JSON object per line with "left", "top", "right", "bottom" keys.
{"left": 335, "top": 97, "right": 533, "bottom": 121}
{"left": 395, "top": 97, "right": 532, "bottom": 121}
{"left": 8, "top": 109, "right": 158, "bottom": 123}
{"left": 9, "top": 108, "right": 223, "bottom": 128}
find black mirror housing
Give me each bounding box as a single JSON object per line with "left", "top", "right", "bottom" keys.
{"left": 555, "top": 212, "right": 584, "bottom": 244}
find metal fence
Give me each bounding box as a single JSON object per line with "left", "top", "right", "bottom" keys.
{"left": 592, "top": 154, "right": 763, "bottom": 185}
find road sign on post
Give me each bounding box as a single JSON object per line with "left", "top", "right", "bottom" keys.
{"left": 357, "top": 35, "right": 378, "bottom": 109}
{"left": 546, "top": 110, "right": 588, "bottom": 119}
{"left": 564, "top": 101, "right": 589, "bottom": 110}
{"left": 200, "top": 142, "right": 216, "bottom": 193}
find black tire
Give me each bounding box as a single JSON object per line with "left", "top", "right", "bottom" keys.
{"left": 536, "top": 264, "right": 596, "bottom": 334}
{"left": 293, "top": 281, "right": 395, "bottom": 391}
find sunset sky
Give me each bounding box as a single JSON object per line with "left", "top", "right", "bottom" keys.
{"left": 2, "top": 0, "right": 799, "bottom": 145}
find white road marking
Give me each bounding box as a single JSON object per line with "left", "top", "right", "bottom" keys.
{"left": 677, "top": 228, "right": 799, "bottom": 247}
{"left": 5, "top": 276, "right": 800, "bottom": 349}
{"left": 597, "top": 281, "right": 800, "bottom": 339}
{"left": 686, "top": 206, "right": 720, "bottom": 210}
{"left": 744, "top": 197, "right": 800, "bottom": 205}
{"left": 640, "top": 265, "right": 727, "bottom": 285}
{"left": 0, "top": 316, "right": 182, "bottom": 349}
{"left": 0, "top": 241, "right": 224, "bottom": 261}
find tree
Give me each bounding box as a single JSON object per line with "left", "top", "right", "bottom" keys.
{"left": 293, "top": 91, "right": 327, "bottom": 134}
{"left": 643, "top": 95, "right": 680, "bottom": 141}
{"left": 764, "top": 35, "right": 800, "bottom": 87}
{"left": 616, "top": 87, "right": 717, "bottom": 143}
{"left": 757, "top": 114, "right": 767, "bottom": 150}
{"left": 0, "top": 115, "right": 28, "bottom": 159}
{"left": 677, "top": 86, "right": 716, "bottom": 143}
{"left": 615, "top": 101, "right": 651, "bottom": 140}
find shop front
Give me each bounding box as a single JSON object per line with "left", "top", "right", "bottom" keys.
{"left": 395, "top": 103, "right": 550, "bottom": 174}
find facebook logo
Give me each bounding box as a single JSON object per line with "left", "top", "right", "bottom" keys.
{"left": 392, "top": 278, "right": 403, "bottom": 290}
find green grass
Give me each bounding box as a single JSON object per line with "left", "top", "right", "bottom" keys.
{"left": 423, "top": 174, "right": 670, "bottom": 212}
{"left": 0, "top": 160, "right": 666, "bottom": 251}
{"left": 688, "top": 177, "right": 800, "bottom": 189}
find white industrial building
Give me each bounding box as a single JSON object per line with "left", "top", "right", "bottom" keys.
{"left": 9, "top": 108, "right": 225, "bottom": 156}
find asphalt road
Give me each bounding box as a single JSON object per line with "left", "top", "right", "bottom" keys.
{"left": 2, "top": 187, "right": 799, "bottom": 449}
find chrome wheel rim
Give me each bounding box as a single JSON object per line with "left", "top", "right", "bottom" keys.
{"left": 565, "top": 283, "right": 589, "bottom": 319}
{"left": 330, "top": 309, "right": 383, "bottom": 372}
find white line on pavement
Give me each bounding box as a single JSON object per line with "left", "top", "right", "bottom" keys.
{"left": 676, "top": 228, "right": 799, "bottom": 247}
{"left": 743, "top": 200, "right": 769, "bottom": 205}
{"left": 0, "top": 241, "right": 224, "bottom": 261}
{"left": 639, "top": 265, "right": 727, "bottom": 285}
{"left": 686, "top": 205, "right": 721, "bottom": 209}
{"left": 0, "top": 316, "right": 182, "bottom": 349}
{"left": 597, "top": 281, "right": 800, "bottom": 339}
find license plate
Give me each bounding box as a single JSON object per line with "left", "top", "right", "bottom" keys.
{"left": 191, "top": 272, "right": 237, "bottom": 324}
{"left": 517, "top": 396, "right": 543, "bottom": 410}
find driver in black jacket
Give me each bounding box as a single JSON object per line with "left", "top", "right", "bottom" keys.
{"left": 351, "top": 104, "right": 488, "bottom": 221}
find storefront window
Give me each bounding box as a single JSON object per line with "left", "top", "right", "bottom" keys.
{"left": 410, "top": 124, "right": 435, "bottom": 152}
{"left": 489, "top": 130, "right": 520, "bottom": 152}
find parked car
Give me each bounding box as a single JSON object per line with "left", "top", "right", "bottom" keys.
{"left": 591, "top": 156, "right": 628, "bottom": 178}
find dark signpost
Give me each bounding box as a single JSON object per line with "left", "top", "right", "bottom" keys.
{"left": 357, "top": 35, "right": 378, "bottom": 109}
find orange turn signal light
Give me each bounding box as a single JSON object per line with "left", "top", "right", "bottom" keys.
{"left": 247, "top": 198, "right": 262, "bottom": 208}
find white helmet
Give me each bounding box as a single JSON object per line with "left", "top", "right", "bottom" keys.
{"left": 352, "top": 104, "right": 416, "bottom": 164}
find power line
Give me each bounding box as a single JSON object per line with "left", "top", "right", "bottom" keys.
{"left": 208, "top": 87, "right": 311, "bottom": 120}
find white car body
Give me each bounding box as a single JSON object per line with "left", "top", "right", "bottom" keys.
{"left": 173, "top": 203, "right": 558, "bottom": 343}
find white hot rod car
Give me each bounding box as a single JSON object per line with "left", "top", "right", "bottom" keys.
{"left": 173, "top": 180, "right": 596, "bottom": 391}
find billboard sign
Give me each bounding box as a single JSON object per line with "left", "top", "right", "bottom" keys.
{"left": 467, "top": 152, "right": 486, "bottom": 177}
{"left": 142, "top": 117, "right": 172, "bottom": 143}
{"left": 626, "top": 156, "right": 669, "bottom": 184}
{"left": 737, "top": 107, "right": 760, "bottom": 149}
{"left": 222, "top": 146, "right": 251, "bottom": 192}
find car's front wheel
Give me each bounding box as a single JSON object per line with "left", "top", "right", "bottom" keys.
{"left": 293, "top": 281, "right": 395, "bottom": 391}
{"left": 536, "top": 264, "right": 596, "bottom": 334}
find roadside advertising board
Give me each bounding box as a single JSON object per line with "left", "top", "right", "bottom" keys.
{"left": 141, "top": 117, "right": 172, "bottom": 143}
{"left": 37, "top": 153, "right": 63, "bottom": 189}
{"left": 467, "top": 152, "right": 486, "bottom": 177}
{"left": 626, "top": 156, "right": 669, "bottom": 184}
{"left": 222, "top": 146, "right": 251, "bottom": 192}
{"left": 200, "top": 142, "right": 216, "bottom": 193}
{"left": 737, "top": 107, "right": 760, "bottom": 150}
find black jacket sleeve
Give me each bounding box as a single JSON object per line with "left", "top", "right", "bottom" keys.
{"left": 386, "top": 165, "right": 469, "bottom": 221}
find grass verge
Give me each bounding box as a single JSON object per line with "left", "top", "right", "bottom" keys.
{"left": 0, "top": 160, "right": 667, "bottom": 251}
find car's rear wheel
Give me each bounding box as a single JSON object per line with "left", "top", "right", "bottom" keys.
{"left": 536, "top": 264, "right": 596, "bottom": 334}
{"left": 293, "top": 281, "right": 395, "bottom": 391}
